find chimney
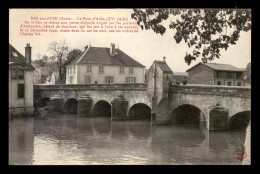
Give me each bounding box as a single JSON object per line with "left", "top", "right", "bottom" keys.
{"left": 25, "top": 43, "right": 31, "bottom": 65}
{"left": 85, "top": 45, "right": 88, "bottom": 50}
{"left": 110, "top": 43, "right": 116, "bottom": 56}
{"left": 163, "top": 56, "right": 166, "bottom": 62}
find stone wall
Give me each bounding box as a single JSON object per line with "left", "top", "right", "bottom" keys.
{"left": 187, "top": 64, "right": 215, "bottom": 85}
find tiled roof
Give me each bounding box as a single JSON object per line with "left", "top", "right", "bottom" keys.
{"left": 155, "top": 61, "right": 173, "bottom": 74}
{"left": 173, "top": 72, "right": 189, "bottom": 76}
{"left": 69, "top": 47, "right": 145, "bottom": 67}
{"left": 186, "top": 62, "right": 245, "bottom": 72}
{"left": 9, "top": 44, "right": 34, "bottom": 71}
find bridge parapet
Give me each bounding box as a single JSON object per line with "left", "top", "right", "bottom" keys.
{"left": 35, "top": 83, "right": 148, "bottom": 91}
{"left": 170, "top": 84, "right": 251, "bottom": 98}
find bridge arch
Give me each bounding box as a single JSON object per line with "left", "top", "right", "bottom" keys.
{"left": 128, "top": 103, "right": 151, "bottom": 119}
{"left": 92, "top": 100, "right": 111, "bottom": 117}
{"left": 64, "top": 98, "right": 78, "bottom": 114}
{"left": 170, "top": 104, "right": 206, "bottom": 124}
{"left": 228, "top": 111, "right": 251, "bottom": 130}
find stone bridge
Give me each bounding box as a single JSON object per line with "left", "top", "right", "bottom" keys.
{"left": 34, "top": 83, "right": 152, "bottom": 120}
{"left": 155, "top": 84, "right": 251, "bottom": 130}
{"left": 34, "top": 83, "right": 251, "bottom": 130}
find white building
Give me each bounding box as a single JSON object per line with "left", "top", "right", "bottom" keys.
{"left": 9, "top": 43, "right": 35, "bottom": 117}
{"left": 65, "top": 43, "right": 145, "bottom": 84}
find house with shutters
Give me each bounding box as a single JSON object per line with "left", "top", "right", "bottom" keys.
{"left": 65, "top": 43, "right": 145, "bottom": 84}
{"left": 9, "top": 43, "right": 35, "bottom": 118}
{"left": 186, "top": 62, "right": 245, "bottom": 86}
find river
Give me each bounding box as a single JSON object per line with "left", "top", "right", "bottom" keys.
{"left": 9, "top": 114, "right": 247, "bottom": 165}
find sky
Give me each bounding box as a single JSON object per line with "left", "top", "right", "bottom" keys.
{"left": 9, "top": 9, "right": 251, "bottom": 72}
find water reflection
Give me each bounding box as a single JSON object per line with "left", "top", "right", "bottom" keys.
{"left": 9, "top": 114, "right": 247, "bottom": 165}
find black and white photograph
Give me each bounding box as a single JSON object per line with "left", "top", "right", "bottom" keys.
{"left": 8, "top": 8, "right": 251, "bottom": 165}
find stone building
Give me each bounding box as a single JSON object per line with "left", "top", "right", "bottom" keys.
{"left": 9, "top": 43, "right": 35, "bottom": 117}
{"left": 147, "top": 58, "right": 173, "bottom": 103}
{"left": 65, "top": 43, "right": 145, "bottom": 84}
{"left": 186, "top": 62, "right": 245, "bottom": 86}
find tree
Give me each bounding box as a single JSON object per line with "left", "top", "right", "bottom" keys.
{"left": 64, "top": 49, "right": 83, "bottom": 66}
{"left": 131, "top": 9, "right": 251, "bottom": 65}
{"left": 42, "top": 55, "right": 49, "bottom": 62}
{"left": 50, "top": 56, "right": 56, "bottom": 63}
{"left": 47, "top": 40, "right": 68, "bottom": 80}
{"left": 34, "top": 59, "right": 45, "bottom": 67}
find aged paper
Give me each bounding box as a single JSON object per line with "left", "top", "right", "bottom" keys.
{"left": 9, "top": 8, "right": 251, "bottom": 165}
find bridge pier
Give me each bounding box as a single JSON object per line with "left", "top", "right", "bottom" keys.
{"left": 77, "top": 94, "right": 93, "bottom": 117}
{"left": 49, "top": 95, "right": 64, "bottom": 113}
{"left": 111, "top": 94, "right": 128, "bottom": 120}
{"left": 206, "top": 104, "right": 229, "bottom": 131}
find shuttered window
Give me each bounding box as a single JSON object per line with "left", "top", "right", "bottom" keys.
{"left": 126, "top": 77, "right": 136, "bottom": 83}
{"left": 87, "top": 65, "right": 92, "bottom": 72}
{"left": 85, "top": 76, "right": 91, "bottom": 84}
{"left": 105, "top": 76, "right": 113, "bottom": 84}
{"left": 120, "top": 66, "right": 124, "bottom": 73}
{"left": 129, "top": 67, "right": 134, "bottom": 74}
{"left": 99, "top": 66, "right": 104, "bottom": 73}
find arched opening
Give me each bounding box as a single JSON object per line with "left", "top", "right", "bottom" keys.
{"left": 39, "top": 97, "right": 50, "bottom": 108}
{"left": 170, "top": 104, "right": 204, "bottom": 124}
{"left": 92, "top": 100, "right": 111, "bottom": 117}
{"left": 228, "top": 111, "right": 251, "bottom": 130}
{"left": 64, "top": 98, "right": 78, "bottom": 114}
{"left": 128, "top": 103, "right": 151, "bottom": 119}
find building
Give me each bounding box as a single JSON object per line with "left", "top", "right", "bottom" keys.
{"left": 65, "top": 43, "right": 145, "bottom": 84}
{"left": 9, "top": 43, "right": 35, "bottom": 117}
{"left": 244, "top": 62, "right": 251, "bottom": 86}
{"left": 171, "top": 72, "right": 189, "bottom": 84}
{"left": 147, "top": 58, "right": 174, "bottom": 98}
{"left": 186, "top": 62, "right": 245, "bottom": 86}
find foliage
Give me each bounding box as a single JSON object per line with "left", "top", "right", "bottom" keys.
{"left": 131, "top": 8, "right": 251, "bottom": 65}
{"left": 47, "top": 40, "right": 68, "bottom": 79}
{"left": 64, "top": 49, "right": 83, "bottom": 66}
{"left": 34, "top": 59, "right": 45, "bottom": 67}
{"left": 42, "top": 55, "right": 49, "bottom": 62}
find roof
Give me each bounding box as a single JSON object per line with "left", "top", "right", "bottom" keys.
{"left": 154, "top": 60, "right": 173, "bottom": 74}
{"left": 9, "top": 44, "right": 35, "bottom": 71}
{"left": 66, "top": 46, "right": 145, "bottom": 67}
{"left": 186, "top": 62, "right": 245, "bottom": 72}
{"left": 173, "top": 72, "right": 189, "bottom": 76}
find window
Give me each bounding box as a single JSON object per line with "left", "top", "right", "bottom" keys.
{"left": 237, "top": 82, "right": 242, "bottom": 86}
{"left": 236, "top": 72, "right": 242, "bottom": 79}
{"left": 87, "top": 65, "right": 92, "bottom": 72}
{"left": 73, "top": 66, "right": 75, "bottom": 74}
{"left": 129, "top": 67, "right": 134, "bottom": 74}
{"left": 126, "top": 77, "right": 136, "bottom": 83}
{"left": 84, "top": 76, "right": 91, "bottom": 84}
{"left": 11, "top": 69, "right": 17, "bottom": 79}
{"left": 227, "top": 82, "right": 232, "bottom": 86}
{"left": 120, "top": 66, "right": 124, "bottom": 74}
{"left": 99, "top": 66, "right": 104, "bottom": 73}
{"left": 18, "top": 84, "right": 24, "bottom": 98}
{"left": 69, "top": 76, "right": 73, "bottom": 84}
{"left": 105, "top": 76, "right": 113, "bottom": 84}
{"left": 227, "top": 72, "right": 232, "bottom": 79}
{"left": 217, "top": 81, "right": 221, "bottom": 85}
{"left": 216, "top": 71, "right": 221, "bottom": 78}
{"left": 18, "top": 69, "right": 24, "bottom": 79}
